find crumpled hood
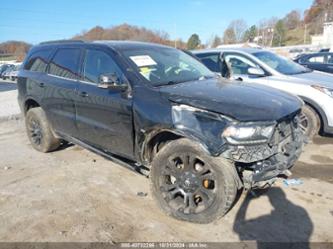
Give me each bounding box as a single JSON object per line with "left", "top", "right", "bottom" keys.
{"left": 283, "top": 71, "right": 333, "bottom": 88}
{"left": 159, "top": 78, "right": 302, "bottom": 122}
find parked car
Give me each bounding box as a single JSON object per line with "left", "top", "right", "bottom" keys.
{"left": 18, "top": 40, "right": 304, "bottom": 223}
{"left": 8, "top": 64, "right": 21, "bottom": 81}
{"left": 193, "top": 48, "right": 333, "bottom": 139}
{"left": 2, "top": 67, "right": 14, "bottom": 80}
{"left": 294, "top": 52, "right": 333, "bottom": 74}
{"left": 0, "top": 64, "right": 14, "bottom": 79}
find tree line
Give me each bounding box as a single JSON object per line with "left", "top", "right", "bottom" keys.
{"left": 195, "top": 0, "right": 333, "bottom": 49}
{"left": 1, "top": 0, "right": 332, "bottom": 61}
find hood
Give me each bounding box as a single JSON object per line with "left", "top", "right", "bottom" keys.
{"left": 159, "top": 78, "right": 302, "bottom": 122}
{"left": 284, "top": 71, "right": 333, "bottom": 88}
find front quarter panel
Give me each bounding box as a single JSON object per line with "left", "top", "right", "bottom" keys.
{"left": 133, "top": 85, "right": 232, "bottom": 163}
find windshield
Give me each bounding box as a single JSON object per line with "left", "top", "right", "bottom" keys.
{"left": 122, "top": 47, "right": 214, "bottom": 86}
{"left": 253, "top": 51, "right": 311, "bottom": 75}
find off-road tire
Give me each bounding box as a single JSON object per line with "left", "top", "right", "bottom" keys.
{"left": 150, "top": 138, "right": 238, "bottom": 223}
{"left": 25, "top": 107, "right": 61, "bottom": 152}
{"left": 300, "top": 104, "right": 320, "bottom": 140}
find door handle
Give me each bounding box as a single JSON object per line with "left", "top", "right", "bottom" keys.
{"left": 79, "top": 91, "right": 88, "bottom": 97}
{"left": 38, "top": 82, "right": 45, "bottom": 88}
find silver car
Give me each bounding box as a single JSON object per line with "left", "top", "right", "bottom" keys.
{"left": 193, "top": 48, "right": 333, "bottom": 139}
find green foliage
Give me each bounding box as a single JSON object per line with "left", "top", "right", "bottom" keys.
{"left": 272, "top": 20, "right": 287, "bottom": 47}
{"left": 187, "top": 34, "right": 201, "bottom": 50}
{"left": 243, "top": 25, "right": 257, "bottom": 42}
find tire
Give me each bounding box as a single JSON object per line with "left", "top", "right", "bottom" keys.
{"left": 150, "top": 138, "right": 238, "bottom": 223}
{"left": 300, "top": 104, "right": 321, "bottom": 140}
{"left": 25, "top": 107, "right": 61, "bottom": 152}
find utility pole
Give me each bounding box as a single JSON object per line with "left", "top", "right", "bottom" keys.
{"left": 304, "top": 24, "right": 307, "bottom": 44}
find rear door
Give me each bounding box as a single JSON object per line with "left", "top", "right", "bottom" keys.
{"left": 42, "top": 47, "right": 82, "bottom": 136}
{"left": 75, "top": 47, "right": 134, "bottom": 158}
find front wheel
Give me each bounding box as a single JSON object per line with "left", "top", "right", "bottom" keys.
{"left": 299, "top": 105, "right": 321, "bottom": 140}
{"left": 150, "top": 138, "right": 237, "bottom": 223}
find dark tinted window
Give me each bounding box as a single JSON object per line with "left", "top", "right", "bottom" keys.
{"left": 83, "top": 49, "right": 122, "bottom": 84}
{"left": 196, "top": 53, "right": 220, "bottom": 72}
{"left": 327, "top": 54, "right": 333, "bottom": 64}
{"left": 49, "top": 48, "right": 81, "bottom": 79}
{"left": 24, "top": 49, "right": 52, "bottom": 72}
{"left": 307, "top": 55, "right": 325, "bottom": 64}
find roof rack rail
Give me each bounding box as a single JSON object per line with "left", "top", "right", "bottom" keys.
{"left": 39, "top": 39, "right": 85, "bottom": 45}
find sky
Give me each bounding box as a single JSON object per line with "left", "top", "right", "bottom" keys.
{"left": 0, "top": 0, "right": 313, "bottom": 44}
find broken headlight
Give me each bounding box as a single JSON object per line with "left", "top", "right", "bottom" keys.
{"left": 222, "top": 123, "right": 276, "bottom": 145}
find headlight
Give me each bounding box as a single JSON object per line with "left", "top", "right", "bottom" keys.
{"left": 312, "top": 85, "right": 333, "bottom": 98}
{"left": 222, "top": 123, "right": 276, "bottom": 145}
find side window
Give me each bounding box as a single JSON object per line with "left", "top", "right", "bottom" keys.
{"left": 196, "top": 53, "right": 220, "bottom": 72}
{"left": 307, "top": 55, "right": 325, "bottom": 64}
{"left": 48, "top": 48, "right": 81, "bottom": 80}
{"left": 327, "top": 54, "right": 333, "bottom": 64}
{"left": 83, "top": 49, "right": 123, "bottom": 84}
{"left": 224, "top": 53, "right": 259, "bottom": 75}
{"left": 24, "top": 49, "right": 52, "bottom": 72}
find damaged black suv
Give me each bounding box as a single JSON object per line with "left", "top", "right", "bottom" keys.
{"left": 18, "top": 40, "right": 304, "bottom": 223}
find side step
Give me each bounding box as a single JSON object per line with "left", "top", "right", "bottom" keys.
{"left": 58, "top": 133, "right": 150, "bottom": 176}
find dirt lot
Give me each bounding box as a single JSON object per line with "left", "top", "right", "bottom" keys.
{"left": 0, "top": 118, "right": 333, "bottom": 243}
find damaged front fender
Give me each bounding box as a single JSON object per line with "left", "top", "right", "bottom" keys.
{"left": 171, "top": 104, "right": 233, "bottom": 156}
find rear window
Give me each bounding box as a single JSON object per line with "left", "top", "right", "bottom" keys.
{"left": 48, "top": 48, "right": 81, "bottom": 80}
{"left": 24, "top": 49, "right": 52, "bottom": 72}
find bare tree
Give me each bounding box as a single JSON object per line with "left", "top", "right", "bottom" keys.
{"left": 208, "top": 34, "right": 222, "bottom": 48}
{"left": 227, "top": 19, "right": 248, "bottom": 42}
{"left": 222, "top": 28, "right": 236, "bottom": 44}
{"left": 284, "top": 10, "right": 302, "bottom": 30}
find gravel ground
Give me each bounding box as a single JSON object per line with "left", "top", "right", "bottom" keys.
{"left": 0, "top": 79, "right": 332, "bottom": 243}
{"left": 0, "top": 80, "right": 20, "bottom": 121}
{"left": 0, "top": 119, "right": 332, "bottom": 243}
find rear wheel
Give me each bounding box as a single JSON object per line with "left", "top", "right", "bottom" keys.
{"left": 25, "top": 107, "right": 61, "bottom": 152}
{"left": 299, "top": 105, "right": 320, "bottom": 140}
{"left": 150, "top": 138, "right": 237, "bottom": 223}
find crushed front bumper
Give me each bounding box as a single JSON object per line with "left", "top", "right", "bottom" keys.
{"left": 221, "top": 113, "right": 305, "bottom": 187}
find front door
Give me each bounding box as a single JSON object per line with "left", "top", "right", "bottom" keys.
{"left": 223, "top": 52, "right": 268, "bottom": 84}
{"left": 75, "top": 48, "right": 134, "bottom": 159}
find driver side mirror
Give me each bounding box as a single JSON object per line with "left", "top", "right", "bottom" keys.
{"left": 247, "top": 67, "right": 265, "bottom": 77}
{"left": 98, "top": 73, "right": 128, "bottom": 91}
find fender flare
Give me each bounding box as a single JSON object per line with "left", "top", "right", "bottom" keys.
{"left": 140, "top": 128, "right": 213, "bottom": 163}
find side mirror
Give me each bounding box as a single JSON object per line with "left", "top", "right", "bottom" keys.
{"left": 98, "top": 73, "right": 128, "bottom": 91}
{"left": 247, "top": 67, "right": 265, "bottom": 77}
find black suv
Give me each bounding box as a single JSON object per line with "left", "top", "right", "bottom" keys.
{"left": 18, "top": 40, "right": 304, "bottom": 223}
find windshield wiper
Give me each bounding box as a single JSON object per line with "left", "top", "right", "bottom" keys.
{"left": 291, "top": 69, "right": 313, "bottom": 75}
{"left": 155, "top": 81, "right": 180, "bottom": 87}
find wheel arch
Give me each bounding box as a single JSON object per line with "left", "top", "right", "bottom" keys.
{"left": 24, "top": 98, "right": 41, "bottom": 114}
{"left": 298, "top": 96, "right": 327, "bottom": 134}
{"left": 141, "top": 129, "right": 212, "bottom": 164}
